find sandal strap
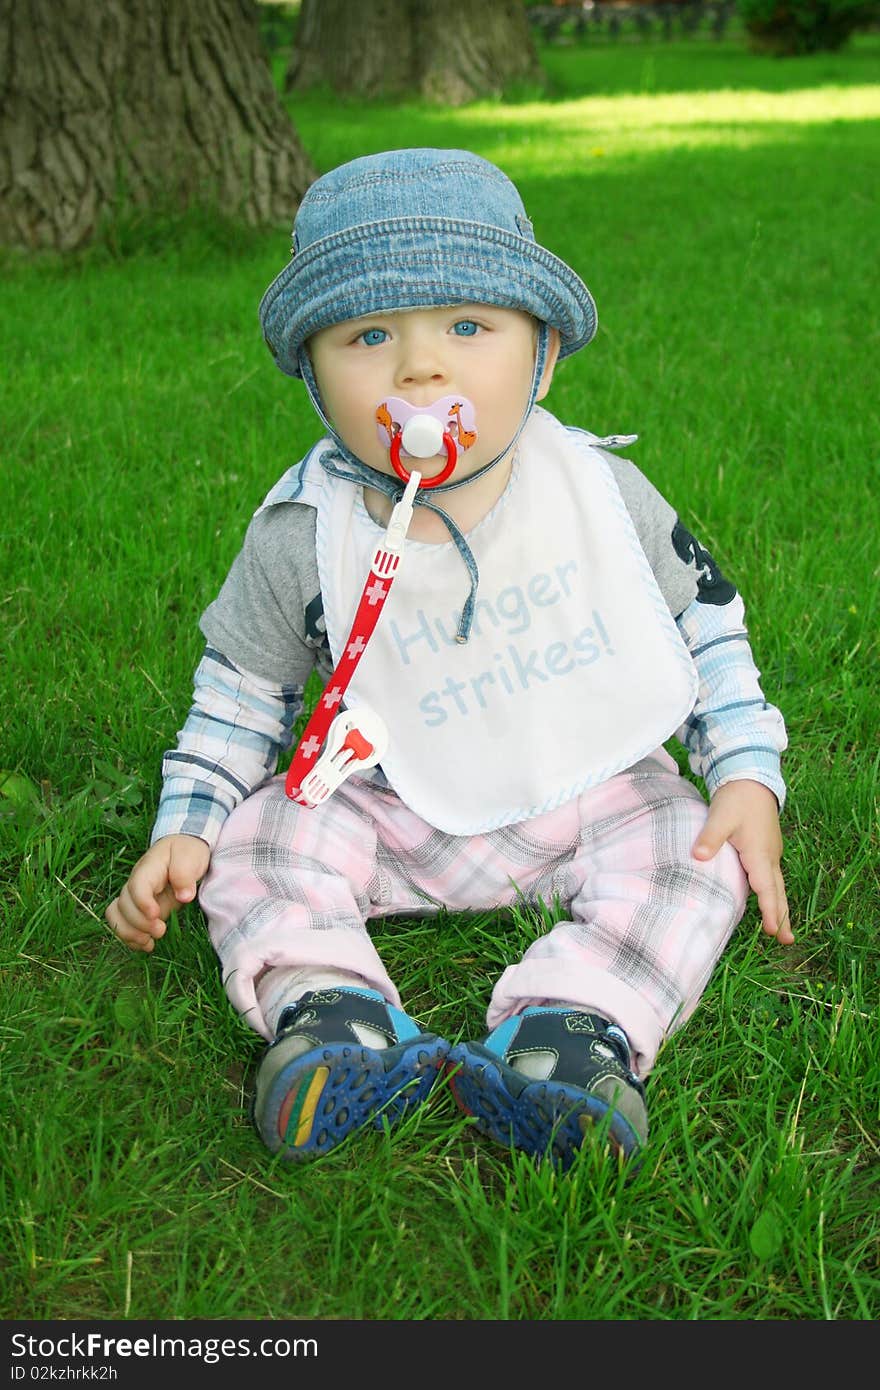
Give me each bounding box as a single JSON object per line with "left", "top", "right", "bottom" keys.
{"left": 492, "top": 1007, "right": 645, "bottom": 1096}
{"left": 275, "top": 987, "right": 423, "bottom": 1050}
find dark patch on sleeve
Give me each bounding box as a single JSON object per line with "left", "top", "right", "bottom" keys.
{"left": 304, "top": 592, "right": 328, "bottom": 646}
{"left": 672, "top": 520, "right": 738, "bottom": 605}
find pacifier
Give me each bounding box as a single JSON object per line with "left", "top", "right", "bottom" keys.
{"left": 375, "top": 395, "right": 478, "bottom": 488}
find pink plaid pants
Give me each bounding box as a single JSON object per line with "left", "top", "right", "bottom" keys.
{"left": 198, "top": 749, "right": 748, "bottom": 1076}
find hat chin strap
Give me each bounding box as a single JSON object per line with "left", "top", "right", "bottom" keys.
{"left": 296, "top": 324, "right": 550, "bottom": 642}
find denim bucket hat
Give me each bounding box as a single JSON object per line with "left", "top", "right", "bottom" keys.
{"left": 259, "top": 148, "right": 598, "bottom": 379}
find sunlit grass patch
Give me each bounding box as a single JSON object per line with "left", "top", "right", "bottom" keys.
{"left": 456, "top": 83, "right": 880, "bottom": 162}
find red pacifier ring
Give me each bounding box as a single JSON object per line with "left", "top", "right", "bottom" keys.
{"left": 389, "top": 432, "right": 457, "bottom": 488}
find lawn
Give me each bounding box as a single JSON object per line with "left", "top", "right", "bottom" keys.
{"left": 1, "top": 33, "right": 878, "bottom": 1321}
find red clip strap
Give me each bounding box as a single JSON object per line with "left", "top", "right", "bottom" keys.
{"left": 285, "top": 569, "right": 393, "bottom": 801}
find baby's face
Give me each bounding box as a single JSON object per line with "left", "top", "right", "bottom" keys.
{"left": 308, "top": 305, "right": 555, "bottom": 482}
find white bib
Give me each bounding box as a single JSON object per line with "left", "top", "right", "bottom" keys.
{"left": 314, "top": 408, "right": 697, "bottom": 834}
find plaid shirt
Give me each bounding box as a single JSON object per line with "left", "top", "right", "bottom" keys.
{"left": 151, "top": 592, "right": 786, "bottom": 849}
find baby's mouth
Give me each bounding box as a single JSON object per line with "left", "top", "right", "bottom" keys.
{"left": 374, "top": 394, "right": 478, "bottom": 458}
{"left": 373, "top": 394, "right": 478, "bottom": 488}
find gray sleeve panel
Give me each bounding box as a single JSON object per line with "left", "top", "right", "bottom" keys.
{"left": 199, "top": 502, "right": 321, "bottom": 685}
{"left": 603, "top": 451, "right": 700, "bottom": 619}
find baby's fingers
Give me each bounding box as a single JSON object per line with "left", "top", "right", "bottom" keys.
{"left": 116, "top": 879, "right": 164, "bottom": 933}
{"left": 105, "top": 895, "right": 165, "bottom": 951}
{"left": 124, "top": 861, "right": 169, "bottom": 921}
{"left": 692, "top": 799, "right": 736, "bottom": 863}
{"left": 750, "top": 860, "right": 794, "bottom": 945}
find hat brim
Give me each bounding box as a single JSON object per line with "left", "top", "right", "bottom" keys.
{"left": 259, "top": 217, "right": 597, "bottom": 378}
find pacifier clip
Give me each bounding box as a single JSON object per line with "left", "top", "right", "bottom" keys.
{"left": 284, "top": 470, "right": 420, "bottom": 806}
{"left": 285, "top": 396, "right": 479, "bottom": 808}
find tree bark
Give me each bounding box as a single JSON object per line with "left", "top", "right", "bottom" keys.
{"left": 0, "top": 0, "right": 316, "bottom": 251}
{"left": 286, "top": 0, "right": 543, "bottom": 105}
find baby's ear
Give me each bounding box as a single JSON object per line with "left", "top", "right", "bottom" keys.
{"left": 535, "top": 327, "right": 561, "bottom": 401}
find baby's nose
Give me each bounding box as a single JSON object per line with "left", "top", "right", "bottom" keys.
{"left": 395, "top": 341, "right": 449, "bottom": 388}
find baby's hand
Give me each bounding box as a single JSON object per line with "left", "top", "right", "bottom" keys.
{"left": 692, "top": 780, "right": 793, "bottom": 945}
{"left": 105, "top": 834, "right": 211, "bottom": 952}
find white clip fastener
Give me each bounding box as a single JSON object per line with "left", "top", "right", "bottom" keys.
{"left": 296, "top": 707, "right": 390, "bottom": 808}
{"left": 370, "top": 469, "right": 421, "bottom": 578}
{"left": 592, "top": 434, "right": 639, "bottom": 450}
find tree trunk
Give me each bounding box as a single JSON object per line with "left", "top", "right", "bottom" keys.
{"left": 286, "top": 0, "right": 543, "bottom": 105}
{"left": 0, "top": 0, "right": 316, "bottom": 251}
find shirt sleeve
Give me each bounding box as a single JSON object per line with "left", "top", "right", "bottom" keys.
{"left": 600, "top": 441, "right": 787, "bottom": 801}
{"left": 199, "top": 501, "right": 323, "bottom": 685}
{"left": 674, "top": 593, "right": 788, "bottom": 807}
{"left": 604, "top": 452, "right": 699, "bottom": 618}
{"left": 150, "top": 647, "right": 305, "bottom": 849}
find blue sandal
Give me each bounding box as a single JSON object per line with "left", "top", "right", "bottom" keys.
{"left": 448, "top": 1007, "right": 647, "bottom": 1169}
{"left": 253, "top": 987, "right": 449, "bottom": 1160}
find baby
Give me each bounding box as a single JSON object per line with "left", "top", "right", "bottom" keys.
{"left": 106, "top": 148, "right": 790, "bottom": 1170}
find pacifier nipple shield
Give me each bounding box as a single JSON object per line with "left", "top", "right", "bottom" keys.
{"left": 375, "top": 395, "right": 478, "bottom": 488}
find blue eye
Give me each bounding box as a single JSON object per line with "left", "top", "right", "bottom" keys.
{"left": 360, "top": 328, "right": 388, "bottom": 347}
{"left": 452, "top": 320, "right": 479, "bottom": 337}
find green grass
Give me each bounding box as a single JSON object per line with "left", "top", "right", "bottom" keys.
{"left": 2, "top": 36, "right": 878, "bottom": 1321}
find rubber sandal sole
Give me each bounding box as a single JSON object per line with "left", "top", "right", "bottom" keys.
{"left": 255, "top": 1035, "right": 448, "bottom": 1160}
